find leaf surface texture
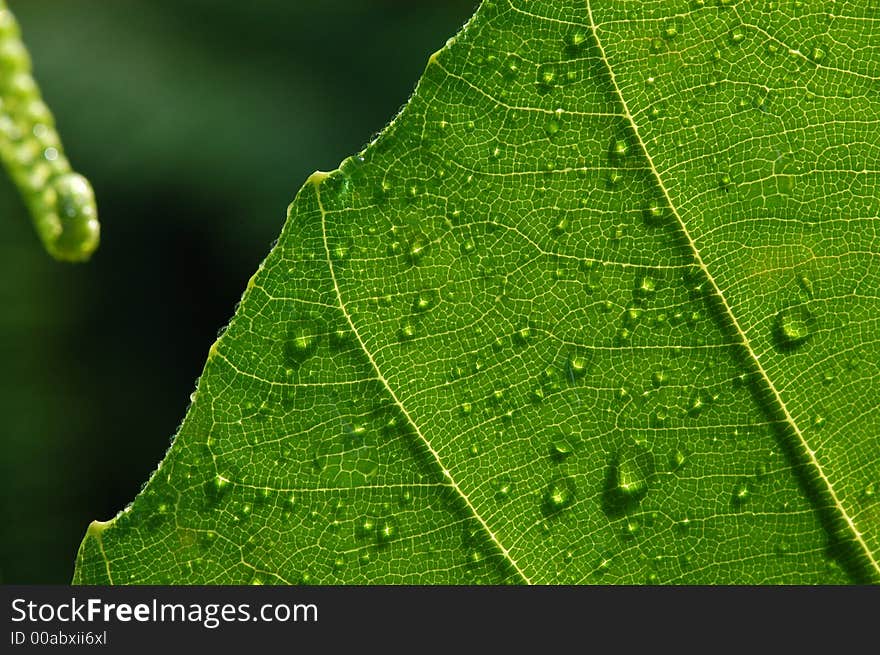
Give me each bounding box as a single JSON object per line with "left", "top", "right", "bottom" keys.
{"left": 74, "top": 0, "right": 880, "bottom": 585}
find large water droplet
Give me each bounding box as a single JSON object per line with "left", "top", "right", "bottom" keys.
{"left": 774, "top": 306, "right": 813, "bottom": 349}
{"left": 285, "top": 318, "right": 321, "bottom": 365}
{"left": 604, "top": 441, "right": 654, "bottom": 513}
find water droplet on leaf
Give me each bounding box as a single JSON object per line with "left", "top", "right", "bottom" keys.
{"left": 398, "top": 322, "right": 416, "bottom": 341}
{"left": 549, "top": 435, "right": 575, "bottom": 460}
{"left": 357, "top": 518, "right": 376, "bottom": 540}
{"left": 732, "top": 479, "right": 751, "bottom": 505}
{"left": 670, "top": 449, "right": 687, "bottom": 470}
{"left": 567, "top": 353, "right": 588, "bottom": 379}
{"left": 543, "top": 476, "right": 576, "bottom": 514}
{"left": 537, "top": 64, "right": 557, "bottom": 87}
{"left": 605, "top": 441, "right": 654, "bottom": 511}
{"left": 636, "top": 273, "right": 656, "bottom": 296}
{"left": 413, "top": 289, "right": 439, "bottom": 312}
{"left": 625, "top": 518, "right": 642, "bottom": 538}
{"left": 565, "top": 31, "right": 587, "bottom": 49}
{"left": 643, "top": 203, "right": 665, "bottom": 225}
{"left": 774, "top": 306, "right": 813, "bottom": 349}
{"left": 687, "top": 389, "right": 713, "bottom": 416}
{"left": 285, "top": 319, "right": 321, "bottom": 365}
{"left": 611, "top": 138, "right": 629, "bottom": 159}
{"left": 494, "top": 476, "right": 513, "bottom": 500}
{"left": 651, "top": 369, "right": 668, "bottom": 387}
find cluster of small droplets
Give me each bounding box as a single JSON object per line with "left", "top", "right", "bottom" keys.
{"left": 0, "top": 1, "right": 99, "bottom": 262}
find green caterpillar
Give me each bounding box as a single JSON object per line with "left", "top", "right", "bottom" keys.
{"left": 0, "top": 1, "right": 98, "bottom": 262}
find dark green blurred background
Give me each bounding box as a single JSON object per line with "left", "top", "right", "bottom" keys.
{"left": 1, "top": 0, "right": 475, "bottom": 583}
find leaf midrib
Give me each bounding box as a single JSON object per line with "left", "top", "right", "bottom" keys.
{"left": 313, "top": 171, "right": 533, "bottom": 584}
{"left": 584, "top": 0, "right": 880, "bottom": 581}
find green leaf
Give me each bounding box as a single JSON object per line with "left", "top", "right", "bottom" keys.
{"left": 0, "top": 0, "right": 99, "bottom": 262}
{"left": 73, "top": 0, "right": 880, "bottom": 584}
